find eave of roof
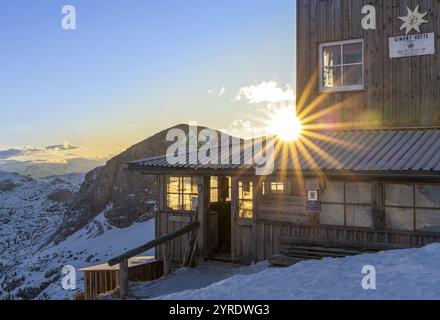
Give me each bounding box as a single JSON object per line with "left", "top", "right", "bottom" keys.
{"left": 128, "top": 128, "right": 440, "bottom": 177}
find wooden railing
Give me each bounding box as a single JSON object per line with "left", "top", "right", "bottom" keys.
{"left": 108, "top": 221, "right": 200, "bottom": 299}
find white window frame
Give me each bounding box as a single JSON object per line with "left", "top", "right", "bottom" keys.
{"left": 319, "top": 39, "right": 364, "bottom": 93}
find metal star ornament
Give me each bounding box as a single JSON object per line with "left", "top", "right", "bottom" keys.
{"left": 399, "top": 6, "right": 428, "bottom": 35}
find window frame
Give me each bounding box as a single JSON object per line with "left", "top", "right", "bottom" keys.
{"left": 166, "top": 176, "right": 199, "bottom": 212}
{"left": 319, "top": 39, "right": 365, "bottom": 93}
{"left": 238, "top": 180, "right": 254, "bottom": 220}
{"left": 320, "top": 181, "right": 373, "bottom": 229}
{"left": 385, "top": 183, "right": 440, "bottom": 233}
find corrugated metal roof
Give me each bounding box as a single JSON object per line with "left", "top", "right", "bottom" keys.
{"left": 129, "top": 129, "right": 440, "bottom": 174}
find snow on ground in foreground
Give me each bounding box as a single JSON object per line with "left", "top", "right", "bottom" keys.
{"left": 128, "top": 262, "right": 269, "bottom": 300}
{"left": 153, "top": 244, "right": 440, "bottom": 300}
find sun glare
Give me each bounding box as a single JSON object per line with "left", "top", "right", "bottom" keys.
{"left": 268, "top": 107, "right": 303, "bottom": 141}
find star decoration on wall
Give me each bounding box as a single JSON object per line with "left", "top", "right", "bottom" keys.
{"left": 399, "top": 6, "right": 428, "bottom": 35}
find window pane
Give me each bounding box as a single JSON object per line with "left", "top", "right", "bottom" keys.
{"left": 239, "top": 181, "right": 253, "bottom": 219}
{"left": 226, "top": 177, "right": 231, "bottom": 201}
{"left": 343, "top": 42, "right": 362, "bottom": 64}
{"left": 211, "top": 177, "right": 218, "bottom": 188}
{"left": 167, "top": 177, "right": 180, "bottom": 193}
{"left": 386, "top": 208, "right": 414, "bottom": 231}
{"left": 322, "top": 66, "right": 341, "bottom": 88}
{"left": 343, "top": 64, "right": 363, "bottom": 86}
{"left": 322, "top": 45, "right": 341, "bottom": 66}
{"left": 167, "top": 194, "right": 181, "bottom": 211}
{"left": 210, "top": 189, "right": 218, "bottom": 203}
{"left": 239, "top": 209, "right": 253, "bottom": 219}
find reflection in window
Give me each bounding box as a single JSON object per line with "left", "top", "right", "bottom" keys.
{"left": 321, "top": 40, "right": 363, "bottom": 92}
{"left": 210, "top": 177, "right": 219, "bottom": 203}
{"left": 239, "top": 181, "right": 253, "bottom": 219}
{"left": 271, "top": 182, "right": 285, "bottom": 193}
{"left": 166, "top": 177, "right": 198, "bottom": 212}
{"left": 225, "top": 177, "right": 232, "bottom": 202}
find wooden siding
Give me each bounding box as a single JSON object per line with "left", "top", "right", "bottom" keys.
{"left": 80, "top": 260, "right": 163, "bottom": 300}
{"left": 156, "top": 211, "right": 194, "bottom": 263}
{"left": 297, "top": 0, "right": 440, "bottom": 128}
{"left": 255, "top": 221, "right": 440, "bottom": 260}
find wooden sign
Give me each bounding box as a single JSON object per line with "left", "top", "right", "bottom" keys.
{"left": 306, "top": 201, "right": 321, "bottom": 213}
{"left": 389, "top": 33, "right": 435, "bottom": 58}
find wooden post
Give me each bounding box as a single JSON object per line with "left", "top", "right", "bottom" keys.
{"left": 373, "top": 180, "right": 385, "bottom": 231}
{"left": 252, "top": 177, "right": 262, "bottom": 263}
{"left": 156, "top": 175, "right": 166, "bottom": 261}
{"left": 119, "top": 259, "right": 129, "bottom": 299}
{"left": 196, "top": 176, "right": 209, "bottom": 263}
{"left": 230, "top": 177, "right": 239, "bottom": 262}
{"left": 163, "top": 242, "right": 172, "bottom": 276}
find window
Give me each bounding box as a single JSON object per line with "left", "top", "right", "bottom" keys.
{"left": 238, "top": 181, "right": 253, "bottom": 219}
{"left": 166, "top": 177, "right": 198, "bottom": 212}
{"left": 270, "top": 182, "right": 285, "bottom": 194}
{"left": 262, "top": 180, "right": 290, "bottom": 195}
{"left": 320, "top": 39, "right": 364, "bottom": 92}
{"left": 385, "top": 184, "right": 440, "bottom": 232}
{"left": 320, "top": 181, "right": 373, "bottom": 228}
{"left": 210, "top": 177, "right": 219, "bottom": 203}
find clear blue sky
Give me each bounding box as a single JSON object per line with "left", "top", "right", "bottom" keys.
{"left": 0, "top": 0, "right": 296, "bottom": 153}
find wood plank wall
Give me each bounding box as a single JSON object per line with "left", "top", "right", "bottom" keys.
{"left": 297, "top": 0, "right": 440, "bottom": 128}
{"left": 156, "top": 211, "right": 194, "bottom": 263}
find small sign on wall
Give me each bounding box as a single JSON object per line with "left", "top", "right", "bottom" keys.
{"left": 389, "top": 33, "right": 435, "bottom": 58}
{"left": 306, "top": 201, "right": 321, "bottom": 213}
{"left": 306, "top": 191, "right": 321, "bottom": 213}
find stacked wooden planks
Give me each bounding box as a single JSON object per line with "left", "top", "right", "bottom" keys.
{"left": 269, "top": 238, "right": 403, "bottom": 267}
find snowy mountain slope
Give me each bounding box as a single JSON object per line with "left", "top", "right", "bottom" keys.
{"left": 152, "top": 244, "right": 440, "bottom": 300}
{"left": 0, "top": 171, "right": 155, "bottom": 300}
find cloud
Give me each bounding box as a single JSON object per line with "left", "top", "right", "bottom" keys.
{"left": 46, "top": 143, "right": 79, "bottom": 151}
{"left": 208, "top": 86, "right": 226, "bottom": 97}
{"left": 233, "top": 81, "right": 295, "bottom": 104}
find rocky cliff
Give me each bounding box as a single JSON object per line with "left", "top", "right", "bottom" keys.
{"left": 50, "top": 124, "right": 197, "bottom": 245}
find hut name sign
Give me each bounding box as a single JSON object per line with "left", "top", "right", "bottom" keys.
{"left": 362, "top": 5, "right": 436, "bottom": 58}
{"left": 389, "top": 33, "right": 435, "bottom": 58}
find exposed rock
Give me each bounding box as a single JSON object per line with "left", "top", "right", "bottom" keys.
{"left": 4, "top": 277, "right": 25, "bottom": 293}
{"left": 47, "top": 190, "right": 74, "bottom": 203}
{"left": 0, "top": 179, "right": 17, "bottom": 193}
{"left": 48, "top": 124, "right": 216, "bottom": 245}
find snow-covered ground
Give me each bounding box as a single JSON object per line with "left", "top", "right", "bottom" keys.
{"left": 126, "top": 262, "right": 269, "bottom": 300}
{"left": 151, "top": 244, "right": 440, "bottom": 300}
{"left": 0, "top": 171, "right": 155, "bottom": 300}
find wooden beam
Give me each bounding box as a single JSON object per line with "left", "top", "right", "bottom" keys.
{"left": 196, "top": 176, "right": 209, "bottom": 262}
{"left": 230, "top": 177, "right": 239, "bottom": 261}
{"left": 119, "top": 259, "right": 128, "bottom": 299}
{"left": 108, "top": 222, "right": 200, "bottom": 266}
{"left": 163, "top": 242, "right": 171, "bottom": 276}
